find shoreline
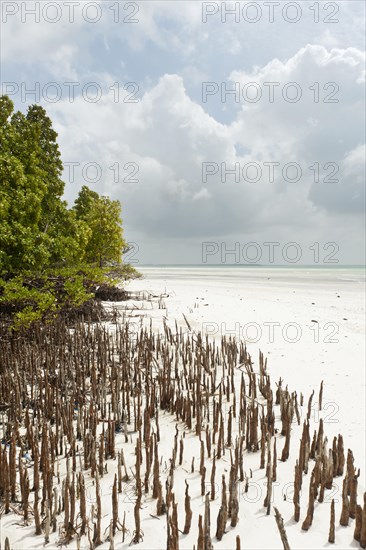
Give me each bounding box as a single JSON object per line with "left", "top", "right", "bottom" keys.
{"left": 1, "top": 267, "right": 365, "bottom": 550}
{"left": 126, "top": 267, "right": 366, "bottom": 484}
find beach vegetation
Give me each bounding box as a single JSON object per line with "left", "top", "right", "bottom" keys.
{"left": 0, "top": 95, "right": 139, "bottom": 328}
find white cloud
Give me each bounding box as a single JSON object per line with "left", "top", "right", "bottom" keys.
{"left": 193, "top": 188, "right": 211, "bottom": 201}
{"left": 45, "top": 44, "right": 363, "bottom": 256}
{"left": 2, "top": 1, "right": 365, "bottom": 263}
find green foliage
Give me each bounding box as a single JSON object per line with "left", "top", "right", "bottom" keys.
{"left": 0, "top": 97, "right": 66, "bottom": 272}
{"left": 0, "top": 275, "right": 57, "bottom": 330}
{"left": 0, "top": 95, "right": 138, "bottom": 329}
{"left": 74, "top": 186, "right": 125, "bottom": 267}
{"left": 107, "top": 263, "right": 142, "bottom": 282}
{"left": 73, "top": 185, "right": 99, "bottom": 218}
{"left": 0, "top": 110, "right": 50, "bottom": 271}
{"left": 0, "top": 265, "right": 122, "bottom": 329}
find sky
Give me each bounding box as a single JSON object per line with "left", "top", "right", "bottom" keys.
{"left": 1, "top": 0, "right": 365, "bottom": 265}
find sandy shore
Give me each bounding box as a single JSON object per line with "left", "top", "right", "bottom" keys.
{"left": 127, "top": 266, "right": 366, "bottom": 485}
{"left": 1, "top": 266, "right": 365, "bottom": 550}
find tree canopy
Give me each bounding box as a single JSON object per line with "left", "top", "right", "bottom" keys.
{"left": 0, "top": 95, "right": 134, "bottom": 328}
{"left": 73, "top": 186, "right": 124, "bottom": 267}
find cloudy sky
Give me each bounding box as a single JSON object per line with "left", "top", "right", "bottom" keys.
{"left": 1, "top": 0, "right": 365, "bottom": 265}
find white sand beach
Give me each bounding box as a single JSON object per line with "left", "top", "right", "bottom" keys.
{"left": 1, "top": 266, "right": 365, "bottom": 550}
{"left": 128, "top": 266, "right": 365, "bottom": 549}
{"left": 127, "top": 266, "right": 366, "bottom": 477}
